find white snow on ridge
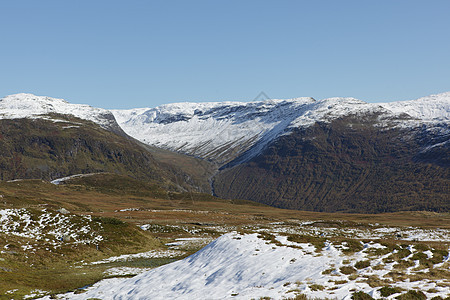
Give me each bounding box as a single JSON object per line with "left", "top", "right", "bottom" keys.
{"left": 112, "top": 98, "right": 316, "bottom": 163}
{"left": 0, "top": 93, "right": 116, "bottom": 129}
{"left": 381, "top": 92, "right": 450, "bottom": 122}
{"left": 111, "top": 93, "right": 449, "bottom": 163}
{"left": 288, "top": 96, "right": 384, "bottom": 128}
{"left": 1, "top": 92, "right": 449, "bottom": 164}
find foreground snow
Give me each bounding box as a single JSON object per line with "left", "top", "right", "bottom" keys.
{"left": 42, "top": 232, "right": 449, "bottom": 300}
{"left": 88, "top": 249, "right": 184, "bottom": 265}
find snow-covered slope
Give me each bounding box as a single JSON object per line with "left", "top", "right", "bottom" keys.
{"left": 46, "top": 232, "right": 450, "bottom": 300}
{"left": 380, "top": 92, "right": 450, "bottom": 122}
{"left": 112, "top": 97, "right": 387, "bottom": 164}
{"left": 112, "top": 98, "right": 316, "bottom": 164}
{"left": 112, "top": 93, "right": 450, "bottom": 164}
{"left": 0, "top": 93, "right": 118, "bottom": 130}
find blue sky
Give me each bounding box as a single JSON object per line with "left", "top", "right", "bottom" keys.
{"left": 1, "top": 1, "right": 449, "bottom": 109}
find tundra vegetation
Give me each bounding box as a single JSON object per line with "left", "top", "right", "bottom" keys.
{"left": 0, "top": 174, "right": 448, "bottom": 299}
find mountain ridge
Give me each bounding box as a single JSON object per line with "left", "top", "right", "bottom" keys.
{"left": 2, "top": 92, "right": 448, "bottom": 169}
{"left": 1, "top": 92, "right": 448, "bottom": 213}
{"left": 110, "top": 92, "right": 449, "bottom": 165}
{"left": 0, "top": 94, "right": 218, "bottom": 193}
{"left": 0, "top": 93, "right": 118, "bottom": 129}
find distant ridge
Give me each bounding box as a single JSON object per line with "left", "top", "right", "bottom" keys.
{"left": 111, "top": 92, "right": 449, "bottom": 165}
{"left": 0, "top": 92, "right": 448, "bottom": 213}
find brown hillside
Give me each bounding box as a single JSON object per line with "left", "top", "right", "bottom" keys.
{"left": 0, "top": 116, "right": 165, "bottom": 182}
{"left": 213, "top": 116, "right": 449, "bottom": 213}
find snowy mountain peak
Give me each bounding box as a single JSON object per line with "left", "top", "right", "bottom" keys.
{"left": 418, "top": 91, "right": 450, "bottom": 100}
{"left": 0, "top": 93, "right": 118, "bottom": 129}
{"left": 1, "top": 92, "right": 448, "bottom": 165}
{"left": 111, "top": 97, "right": 321, "bottom": 164}
{"left": 380, "top": 92, "right": 450, "bottom": 122}
{"left": 2, "top": 93, "right": 70, "bottom": 109}
{"left": 111, "top": 93, "right": 449, "bottom": 164}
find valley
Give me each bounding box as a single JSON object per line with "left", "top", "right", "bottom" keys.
{"left": 0, "top": 92, "right": 449, "bottom": 299}
{"left": 2, "top": 1, "right": 449, "bottom": 298}
{"left": 1, "top": 92, "right": 449, "bottom": 213}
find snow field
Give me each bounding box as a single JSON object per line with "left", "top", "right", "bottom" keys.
{"left": 50, "top": 173, "right": 102, "bottom": 185}
{"left": 88, "top": 249, "right": 185, "bottom": 265}
{"left": 43, "top": 232, "right": 449, "bottom": 300}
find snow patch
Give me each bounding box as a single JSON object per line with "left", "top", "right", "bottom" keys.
{"left": 51, "top": 173, "right": 101, "bottom": 185}
{"left": 0, "top": 208, "right": 103, "bottom": 248}
{"left": 88, "top": 249, "right": 184, "bottom": 265}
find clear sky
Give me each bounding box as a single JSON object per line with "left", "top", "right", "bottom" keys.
{"left": 1, "top": 0, "right": 449, "bottom": 109}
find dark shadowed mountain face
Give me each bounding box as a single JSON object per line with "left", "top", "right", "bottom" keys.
{"left": 0, "top": 116, "right": 165, "bottom": 182}
{"left": 212, "top": 116, "right": 449, "bottom": 213}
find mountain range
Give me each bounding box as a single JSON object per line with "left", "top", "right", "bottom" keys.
{"left": 0, "top": 92, "right": 448, "bottom": 213}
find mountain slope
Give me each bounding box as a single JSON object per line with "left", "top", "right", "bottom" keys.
{"left": 380, "top": 92, "right": 450, "bottom": 122}
{"left": 0, "top": 93, "right": 124, "bottom": 134}
{"left": 111, "top": 92, "right": 449, "bottom": 213}
{"left": 112, "top": 98, "right": 315, "bottom": 165}
{"left": 111, "top": 93, "right": 449, "bottom": 165}
{"left": 0, "top": 93, "right": 165, "bottom": 181}
{"left": 213, "top": 116, "right": 449, "bottom": 213}
{"left": 0, "top": 94, "right": 216, "bottom": 192}
{"left": 0, "top": 116, "right": 166, "bottom": 182}
{"left": 1, "top": 92, "right": 448, "bottom": 213}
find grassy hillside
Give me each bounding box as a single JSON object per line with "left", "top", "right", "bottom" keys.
{"left": 0, "top": 116, "right": 167, "bottom": 182}
{"left": 0, "top": 179, "right": 165, "bottom": 298}
{"left": 213, "top": 116, "right": 450, "bottom": 213}
{"left": 139, "top": 143, "right": 217, "bottom": 194}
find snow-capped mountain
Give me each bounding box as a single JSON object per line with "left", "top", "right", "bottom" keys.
{"left": 112, "top": 92, "right": 450, "bottom": 213}
{"left": 0, "top": 93, "right": 119, "bottom": 131}
{"left": 380, "top": 92, "right": 450, "bottom": 122}
{"left": 1, "top": 92, "right": 448, "bottom": 166}
{"left": 0, "top": 93, "right": 169, "bottom": 184}
{"left": 0, "top": 91, "right": 448, "bottom": 213}
{"left": 112, "top": 97, "right": 315, "bottom": 164}
{"left": 111, "top": 93, "right": 450, "bottom": 164}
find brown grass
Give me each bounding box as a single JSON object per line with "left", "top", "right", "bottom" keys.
{"left": 354, "top": 260, "right": 371, "bottom": 269}
{"left": 0, "top": 176, "right": 449, "bottom": 297}
{"left": 340, "top": 266, "right": 357, "bottom": 275}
